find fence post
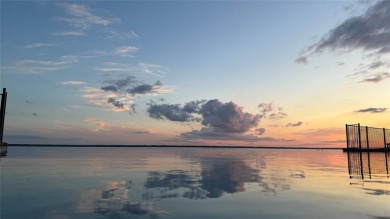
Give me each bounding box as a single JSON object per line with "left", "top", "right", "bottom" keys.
{"left": 0, "top": 88, "right": 7, "bottom": 143}
{"left": 366, "top": 126, "right": 369, "bottom": 150}
{"left": 346, "top": 124, "right": 350, "bottom": 149}
{"left": 384, "top": 128, "right": 387, "bottom": 149}
{"left": 358, "top": 123, "right": 362, "bottom": 150}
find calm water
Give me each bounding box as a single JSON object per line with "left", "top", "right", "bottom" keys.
{"left": 1, "top": 147, "right": 389, "bottom": 219}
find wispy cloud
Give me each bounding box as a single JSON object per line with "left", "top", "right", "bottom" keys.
{"left": 295, "top": 56, "right": 308, "bottom": 64}
{"left": 57, "top": 3, "right": 120, "bottom": 29}
{"left": 255, "top": 128, "right": 265, "bottom": 135}
{"left": 359, "top": 72, "right": 390, "bottom": 83}
{"left": 180, "top": 127, "right": 289, "bottom": 142}
{"left": 258, "top": 102, "right": 287, "bottom": 120}
{"left": 25, "top": 43, "right": 54, "bottom": 49}
{"left": 114, "top": 46, "right": 139, "bottom": 56}
{"left": 105, "top": 30, "right": 140, "bottom": 40}
{"left": 355, "top": 108, "right": 387, "bottom": 113}
{"left": 80, "top": 86, "right": 132, "bottom": 112}
{"left": 88, "top": 45, "right": 140, "bottom": 58}
{"left": 95, "top": 62, "right": 167, "bottom": 76}
{"left": 299, "top": 1, "right": 390, "bottom": 58}
{"left": 80, "top": 75, "right": 172, "bottom": 113}
{"left": 297, "top": 0, "right": 390, "bottom": 84}
{"left": 101, "top": 76, "right": 171, "bottom": 96}
{"left": 3, "top": 56, "right": 78, "bottom": 74}
{"left": 286, "top": 121, "right": 303, "bottom": 127}
{"left": 139, "top": 63, "right": 166, "bottom": 76}
{"left": 60, "top": 81, "right": 86, "bottom": 85}
{"left": 83, "top": 117, "right": 109, "bottom": 132}
{"left": 52, "top": 31, "right": 86, "bottom": 36}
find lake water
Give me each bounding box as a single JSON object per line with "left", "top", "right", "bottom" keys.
{"left": 1, "top": 147, "right": 389, "bottom": 219}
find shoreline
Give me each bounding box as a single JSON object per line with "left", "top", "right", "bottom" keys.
{"left": 8, "top": 144, "right": 342, "bottom": 150}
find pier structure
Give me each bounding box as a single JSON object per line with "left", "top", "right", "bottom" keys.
{"left": 344, "top": 124, "right": 390, "bottom": 152}
{"left": 1, "top": 88, "right": 8, "bottom": 156}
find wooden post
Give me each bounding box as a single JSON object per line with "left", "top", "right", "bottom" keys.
{"left": 0, "top": 88, "right": 7, "bottom": 143}
{"left": 366, "top": 126, "right": 369, "bottom": 150}
{"left": 358, "top": 123, "right": 362, "bottom": 150}
{"left": 384, "top": 128, "right": 387, "bottom": 149}
{"left": 367, "top": 150, "right": 372, "bottom": 179}
{"left": 359, "top": 151, "right": 364, "bottom": 179}
{"left": 346, "top": 124, "right": 350, "bottom": 149}
{"left": 384, "top": 150, "right": 389, "bottom": 177}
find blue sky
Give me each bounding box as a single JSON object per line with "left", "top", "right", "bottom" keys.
{"left": 1, "top": 1, "right": 389, "bottom": 146}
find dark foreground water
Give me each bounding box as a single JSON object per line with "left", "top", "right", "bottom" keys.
{"left": 1, "top": 147, "right": 389, "bottom": 219}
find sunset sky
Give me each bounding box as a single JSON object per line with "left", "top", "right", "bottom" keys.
{"left": 1, "top": 1, "right": 389, "bottom": 147}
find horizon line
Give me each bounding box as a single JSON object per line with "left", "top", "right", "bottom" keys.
{"left": 8, "top": 144, "right": 343, "bottom": 150}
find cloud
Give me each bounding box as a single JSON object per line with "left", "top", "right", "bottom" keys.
{"left": 147, "top": 99, "right": 262, "bottom": 133}
{"left": 115, "top": 46, "right": 139, "bottom": 56}
{"left": 52, "top": 31, "right": 86, "bottom": 36}
{"left": 255, "top": 128, "right": 266, "bottom": 135}
{"left": 147, "top": 103, "right": 198, "bottom": 122}
{"left": 82, "top": 76, "right": 171, "bottom": 113}
{"left": 359, "top": 72, "right": 390, "bottom": 83}
{"left": 365, "top": 61, "right": 390, "bottom": 70}
{"left": 147, "top": 100, "right": 206, "bottom": 122}
{"left": 127, "top": 81, "right": 163, "bottom": 96}
{"left": 355, "top": 108, "right": 387, "bottom": 113}
{"left": 3, "top": 56, "right": 78, "bottom": 74}
{"left": 138, "top": 63, "right": 166, "bottom": 76}
{"left": 95, "top": 62, "right": 167, "bottom": 77}
{"left": 286, "top": 121, "right": 303, "bottom": 127}
{"left": 57, "top": 3, "right": 120, "bottom": 29}
{"left": 200, "top": 100, "right": 261, "bottom": 133}
{"left": 258, "top": 102, "right": 287, "bottom": 120}
{"left": 180, "top": 127, "right": 282, "bottom": 142}
{"left": 107, "top": 97, "right": 124, "bottom": 109}
{"left": 105, "top": 30, "right": 140, "bottom": 40}
{"left": 148, "top": 99, "right": 267, "bottom": 141}
{"left": 80, "top": 86, "right": 132, "bottom": 112}
{"left": 101, "top": 76, "right": 171, "bottom": 96}
{"left": 304, "top": 1, "right": 390, "bottom": 56}
{"left": 297, "top": 1, "right": 390, "bottom": 84}
{"left": 83, "top": 118, "right": 109, "bottom": 132}
{"left": 183, "top": 100, "right": 206, "bottom": 113}
{"left": 101, "top": 76, "right": 136, "bottom": 92}
{"left": 295, "top": 56, "right": 308, "bottom": 64}
{"left": 60, "top": 81, "right": 86, "bottom": 85}
{"left": 25, "top": 43, "right": 54, "bottom": 48}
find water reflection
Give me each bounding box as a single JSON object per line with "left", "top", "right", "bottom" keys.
{"left": 347, "top": 151, "right": 390, "bottom": 199}
{"left": 347, "top": 152, "right": 390, "bottom": 179}
{"left": 89, "top": 151, "right": 308, "bottom": 218}
{"left": 4, "top": 148, "right": 389, "bottom": 219}
{"left": 144, "top": 158, "right": 261, "bottom": 199}
{"left": 93, "top": 180, "right": 168, "bottom": 219}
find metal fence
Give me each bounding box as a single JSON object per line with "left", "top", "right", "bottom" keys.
{"left": 346, "top": 124, "right": 390, "bottom": 150}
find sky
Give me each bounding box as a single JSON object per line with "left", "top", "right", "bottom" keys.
{"left": 1, "top": 0, "right": 389, "bottom": 147}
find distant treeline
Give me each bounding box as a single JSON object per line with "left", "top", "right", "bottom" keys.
{"left": 8, "top": 144, "right": 341, "bottom": 150}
